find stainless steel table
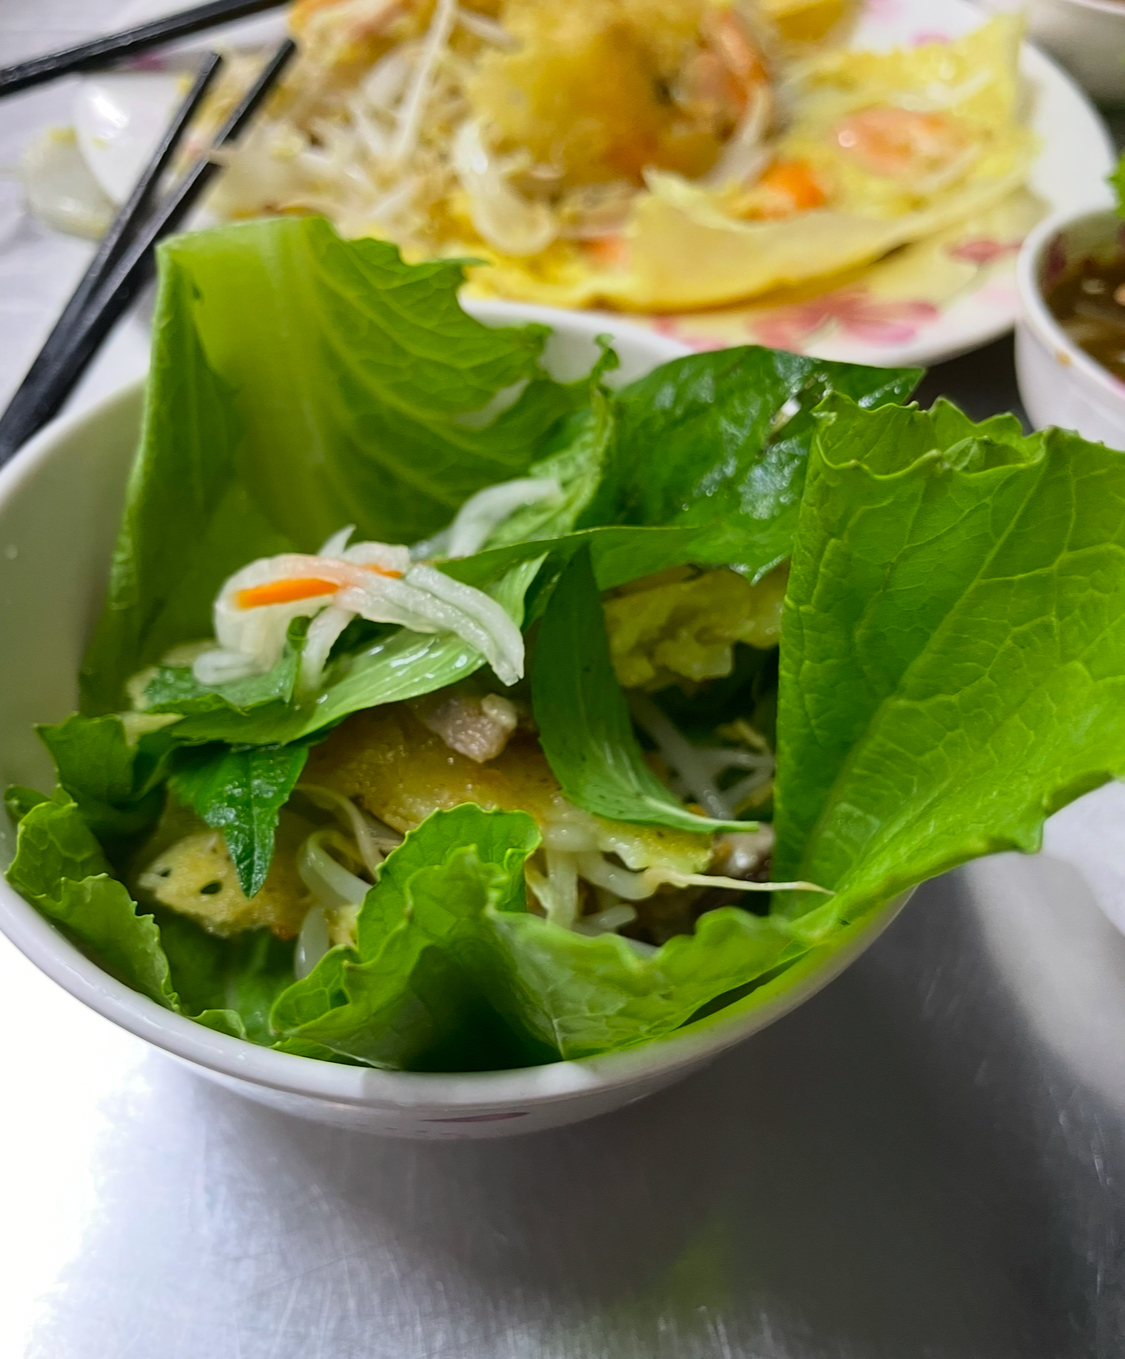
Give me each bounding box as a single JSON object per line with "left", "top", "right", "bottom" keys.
{"left": 1, "top": 8, "right": 1123, "bottom": 1356}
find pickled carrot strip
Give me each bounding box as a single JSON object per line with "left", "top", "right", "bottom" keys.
{"left": 236, "top": 578, "right": 341, "bottom": 609}
{"left": 236, "top": 562, "right": 403, "bottom": 610}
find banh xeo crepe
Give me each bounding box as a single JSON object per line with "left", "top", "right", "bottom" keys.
{"left": 11, "top": 218, "right": 1125, "bottom": 1073}
{"left": 199, "top": 0, "right": 1032, "bottom": 313}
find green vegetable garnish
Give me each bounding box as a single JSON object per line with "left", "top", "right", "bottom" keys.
{"left": 11, "top": 214, "right": 1125, "bottom": 1071}
{"left": 1111, "top": 150, "right": 1125, "bottom": 216}
{"left": 532, "top": 546, "right": 746, "bottom": 834}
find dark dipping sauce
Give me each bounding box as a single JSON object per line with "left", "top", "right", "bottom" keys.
{"left": 1044, "top": 244, "right": 1125, "bottom": 383}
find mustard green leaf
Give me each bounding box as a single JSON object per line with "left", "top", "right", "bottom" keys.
{"left": 774, "top": 397, "right": 1125, "bottom": 933}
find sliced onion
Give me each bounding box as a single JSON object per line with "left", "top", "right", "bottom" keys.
{"left": 341, "top": 541, "right": 412, "bottom": 573}
{"left": 198, "top": 534, "right": 526, "bottom": 691}
{"left": 299, "top": 605, "right": 355, "bottom": 692}
{"left": 318, "top": 525, "right": 356, "bottom": 557}
{"left": 406, "top": 563, "right": 525, "bottom": 685}
{"left": 445, "top": 477, "right": 560, "bottom": 557}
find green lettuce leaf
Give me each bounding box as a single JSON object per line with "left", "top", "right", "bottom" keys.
{"left": 160, "top": 218, "right": 587, "bottom": 548}
{"left": 531, "top": 547, "right": 746, "bottom": 833}
{"left": 37, "top": 713, "right": 177, "bottom": 843}
{"left": 270, "top": 804, "right": 801, "bottom": 1064}
{"left": 6, "top": 790, "right": 178, "bottom": 1008}
{"left": 169, "top": 742, "right": 310, "bottom": 897}
{"left": 81, "top": 216, "right": 595, "bottom": 714}
{"left": 5, "top": 786, "right": 52, "bottom": 825}
{"left": 156, "top": 911, "right": 297, "bottom": 1045}
{"left": 774, "top": 397, "right": 1125, "bottom": 934}
{"left": 6, "top": 788, "right": 298, "bottom": 1039}
{"left": 80, "top": 256, "right": 284, "bottom": 716}
{"left": 272, "top": 806, "right": 552, "bottom": 1070}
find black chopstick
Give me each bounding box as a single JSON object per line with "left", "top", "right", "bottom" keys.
{"left": 0, "top": 38, "right": 297, "bottom": 466}
{"left": 0, "top": 54, "right": 224, "bottom": 460}
{"left": 0, "top": 0, "right": 288, "bottom": 99}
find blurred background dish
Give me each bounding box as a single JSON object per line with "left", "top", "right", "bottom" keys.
{"left": 45, "top": 0, "right": 1116, "bottom": 367}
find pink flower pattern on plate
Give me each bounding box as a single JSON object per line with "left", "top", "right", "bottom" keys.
{"left": 862, "top": 0, "right": 906, "bottom": 19}
{"left": 948, "top": 238, "right": 1022, "bottom": 267}
{"left": 751, "top": 288, "right": 941, "bottom": 352}
{"left": 650, "top": 317, "right": 727, "bottom": 351}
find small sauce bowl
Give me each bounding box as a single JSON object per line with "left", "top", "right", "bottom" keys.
{"left": 1016, "top": 205, "right": 1125, "bottom": 444}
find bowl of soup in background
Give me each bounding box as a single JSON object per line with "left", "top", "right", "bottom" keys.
{"left": 1017, "top": 206, "right": 1125, "bottom": 443}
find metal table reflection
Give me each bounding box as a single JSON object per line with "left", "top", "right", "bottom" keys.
{"left": 1, "top": 6, "right": 1123, "bottom": 1352}
{"left": 4, "top": 855, "right": 1124, "bottom": 1357}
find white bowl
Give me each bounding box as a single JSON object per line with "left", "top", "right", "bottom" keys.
{"left": 1016, "top": 207, "right": 1125, "bottom": 444}
{"left": 1024, "top": 0, "right": 1125, "bottom": 103}
{"left": 0, "top": 304, "right": 908, "bottom": 1139}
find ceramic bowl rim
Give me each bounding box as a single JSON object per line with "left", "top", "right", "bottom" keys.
{"left": 1045, "top": 0, "right": 1125, "bottom": 18}
{"left": 1016, "top": 204, "right": 1125, "bottom": 407}
{"left": 0, "top": 315, "right": 907, "bottom": 1116}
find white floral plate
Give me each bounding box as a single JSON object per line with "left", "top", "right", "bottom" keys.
{"left": 79, "top": 0, "right": 1115, "bottom": 367}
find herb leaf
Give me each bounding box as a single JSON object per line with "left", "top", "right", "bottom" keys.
{"left": 531, "top": 547, "right": 746, "bottom": 833}
{"left": 585, "top": 346, "right": 922, "bottom": 576}
{"left": 170, "top": 743, "right": 310, "bottom": 898}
